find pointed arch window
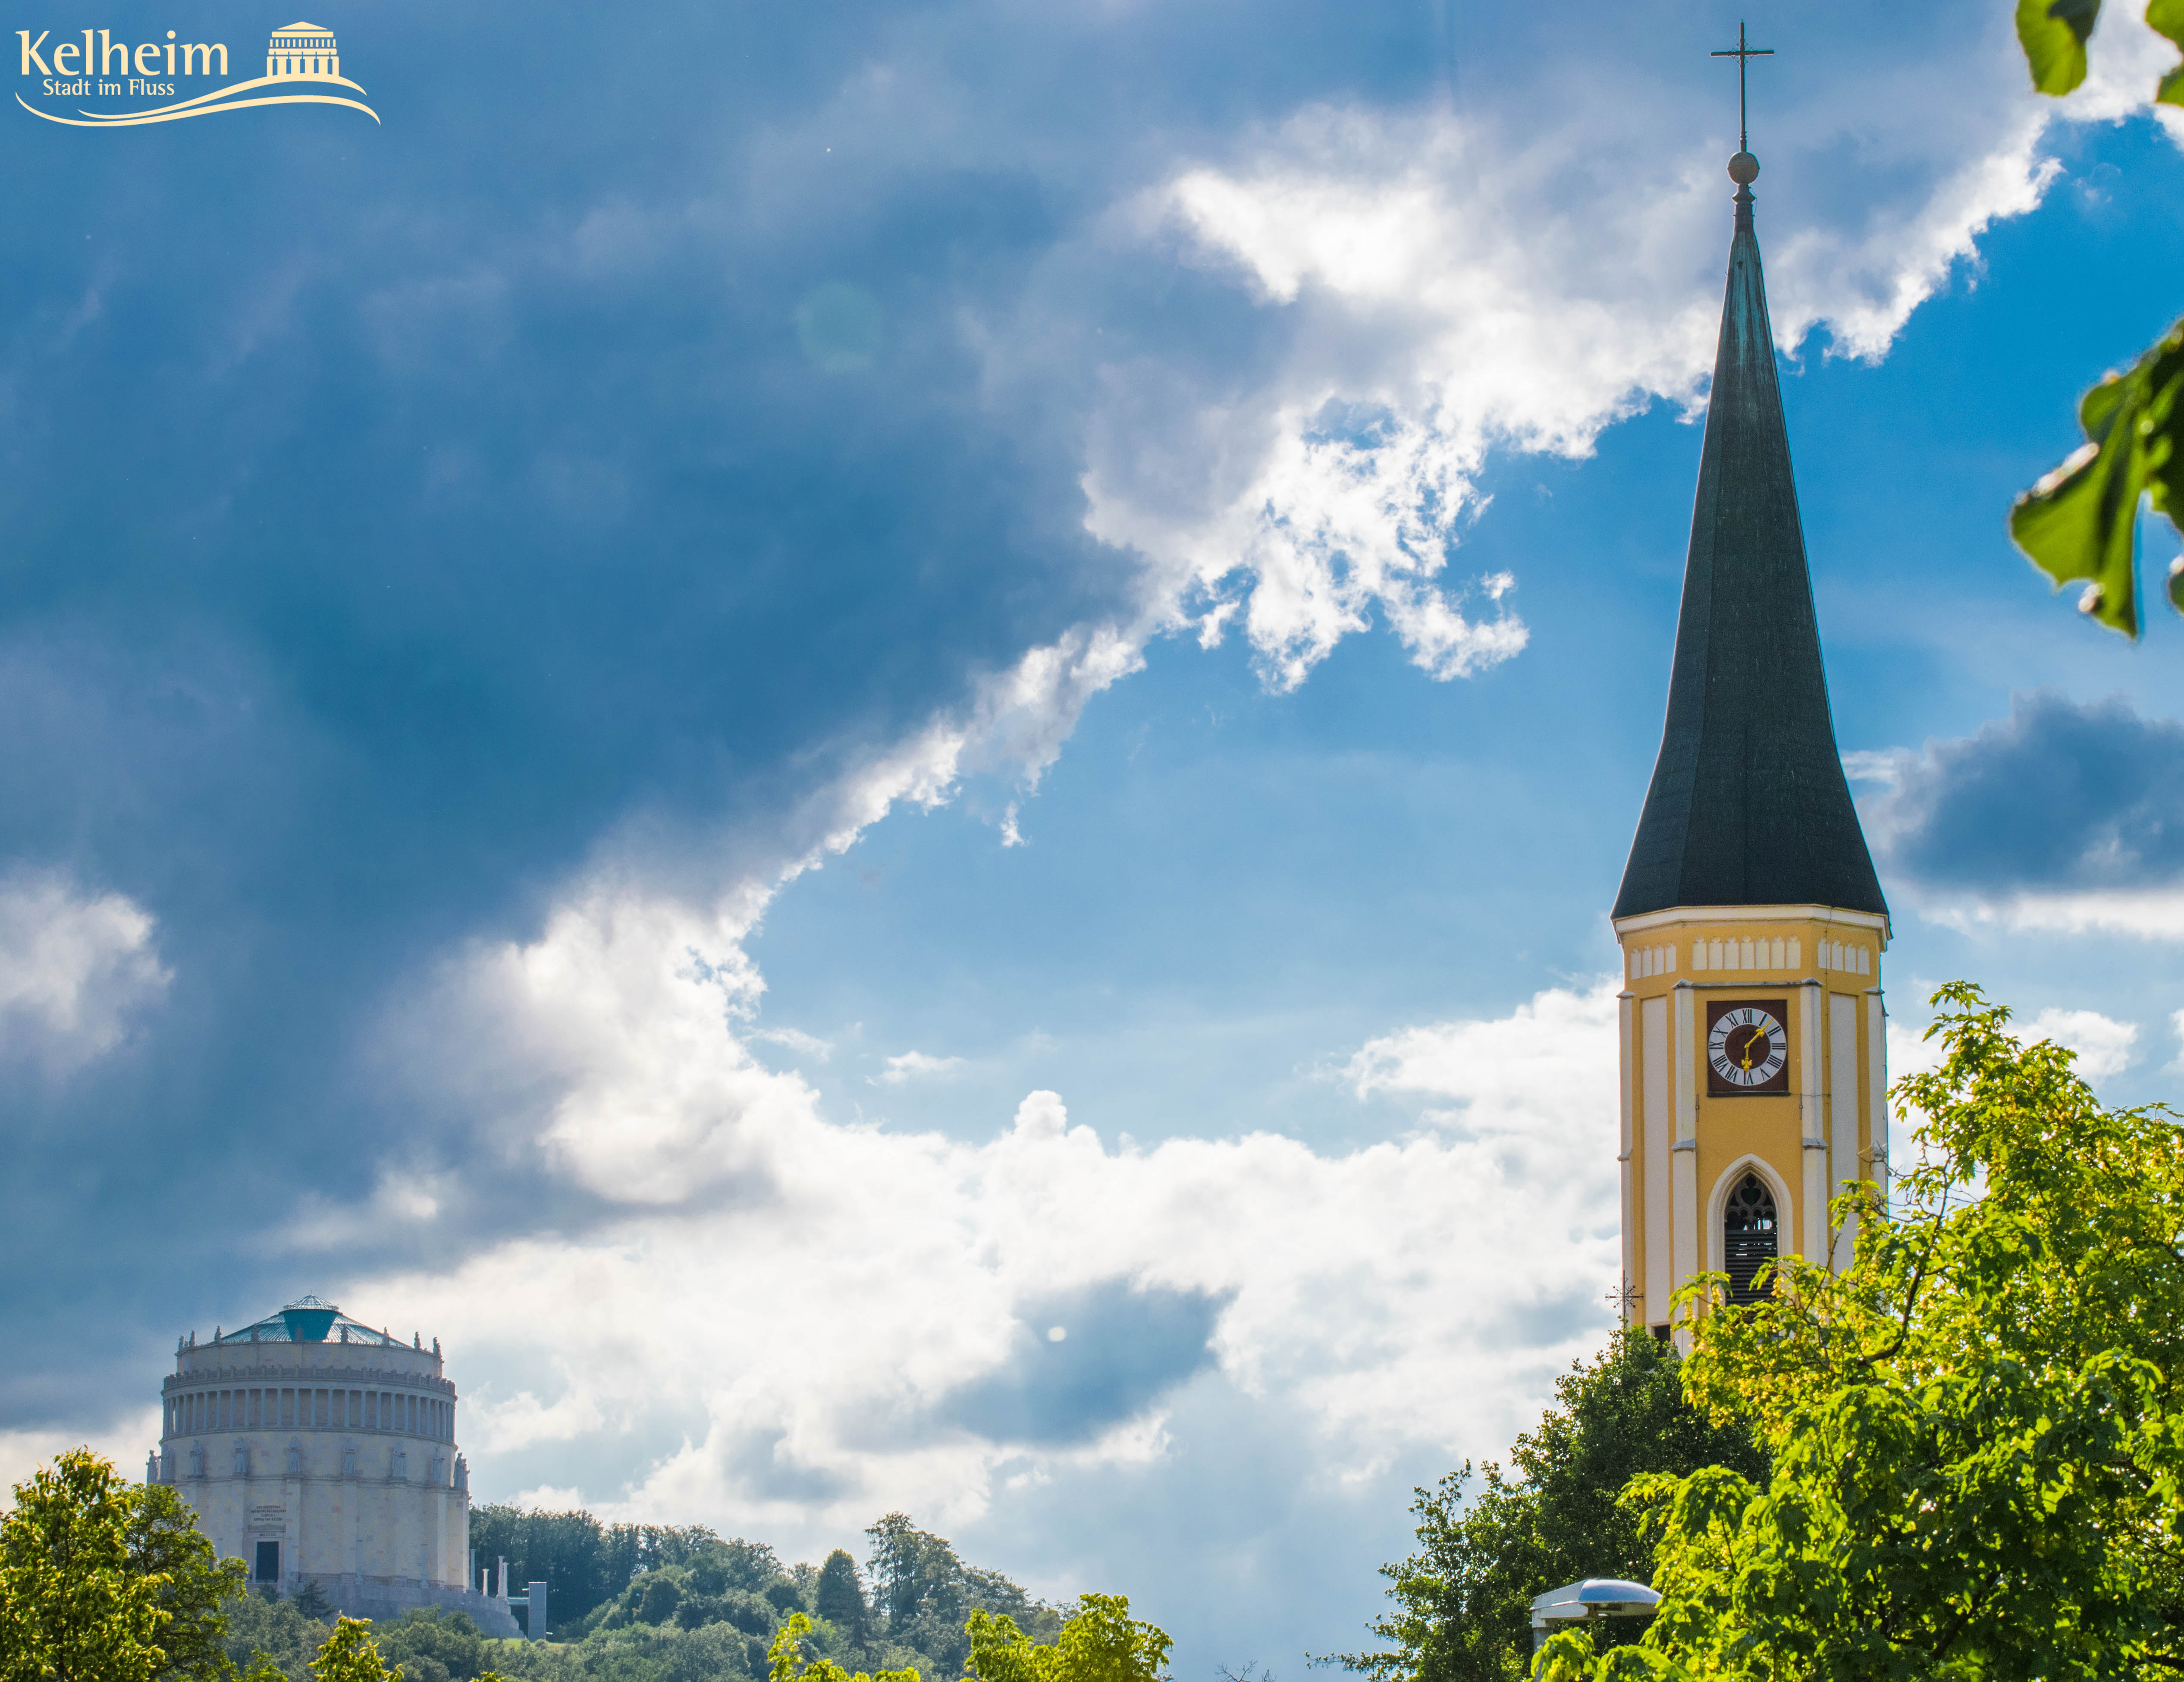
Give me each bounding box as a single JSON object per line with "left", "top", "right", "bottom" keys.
{"left": 1723, "top": 1171, "right": 1779, "bottom": 1305}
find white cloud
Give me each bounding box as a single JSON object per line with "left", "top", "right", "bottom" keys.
{"left": 752, "top": 1026, "right": 834, "bottom": 1062}
{"left": 1882, "top": 1009, "right": 1945, "bottom": 1156}
{"left": 344, "top": 959, "right": 1621, "bottom": 1544}
{"left": 253, "top": 0, "right": 2184, "bottom": 1606}
{"left": 1879, "top": 998, "right": 2138, "bottom": 1153}
{"left": 1839, "top": 748, "right": 1910, "bottom": 787}
{"left": 878, "top": 1050, "right": 967, "bottom": 1085}
{"left": 2024, "top": 1006, "right": 2138, "bottom": 1082}
{"left": 0, "top": 868, "right": 170, "bottom": 1074}
{"left": 0, "top": 1408, "right": 164, "bottom": 1497}
{"left": 1904, "top": 885, "right": 2184, "bottom": 941}
{"left": 468, "top": 1387, "right": 609, "bottom": 1456}
{"left": 1346, "top": 974, "right": 1621, "bottom": 1134}
{"left": 1886, "top": 1012, "right": 1949, "bottom": 1092}
{"left": 1067, "top": 6, "right": 2184, "bottom": 698}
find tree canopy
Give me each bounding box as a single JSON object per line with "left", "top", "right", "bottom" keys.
{"left": 464, "top": 1510, "right": 744, "bottom": 1633}
{"left": 815, "top": 1555, "right": 869, "bottom": 1647}
{"left": 960, "top": 1595, "right": 1170, "bottom": 1682}
{"left": 765, "top": 1615, "right": 917, "bottom": 1682}
{"left": 1336, "top": 1331, "right": 1764, "bottom": 1682}
{"left": 0, "top": 1449, "right": 174, "bottom": 1682}
{"left": 308, "top": 1621, "right": 403, "bottom": 1682}
{"left": 1542, "top": 984, "right": 2184, "bottom": 1679}
{"left": 0, "top": 1448, "right": 258, "bottom": 1682}
{"left": 448, "top": 1507, "right": 1064, "bottom": 1682}
{"left": 127, "top": 1480, "right": 251, "bottom": 1682}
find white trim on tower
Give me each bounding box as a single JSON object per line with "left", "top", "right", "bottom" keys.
{"left": 1797, "top": 979, "right": 1826, "bottom": 1261}
{"left": 1611, "top": 902, "right": 1891, "bottom": 940}
{"left": 1866, "top": 988, "right": 1889, "bottom": 1191}
{"left": 1828, "top": 990, "right": 1861, "bottom": 1269}
{"left": 1671, "top": 982, "right": 1699, "bottom": 1313}
{"left": 1642, "top": 995, "right": 1671, "bottom": 1323}
{"left": 1619, "top": 992, "right": 1637, "bottom": 1322}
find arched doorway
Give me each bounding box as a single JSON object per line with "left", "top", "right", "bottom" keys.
{"left": 1723, "top": 1171, "right": 1778, "bottom": 1305}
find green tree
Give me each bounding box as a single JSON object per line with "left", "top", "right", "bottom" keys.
{"left": 466, "top": 1509, "right": 624, "bottom": 1630}
{"left": 305, "top": 1621, "right": 508, "bottom": 1682}
{"left": 309, "top": 1621, "right": 402, "bottom": 1682}
{"left": 865, "top": 1516, "right": 973, "bottom": 1677}
{"left": 0, "top": 1447, "right": 251, "bottom": 1682}
{"left": 468, "top": 1506, "right": 781, "bottom": 1632}
{"left": 128, "top": 1481, "right": 250, "bottom": 1682}
{"left": 2007, "top": 0, "right": 2184, "bottom": 635}
{"left": 1544, "top": 984, "right": 2184, "bottom": 1679}
{"left": 960, "top": 1595, "right": 1170, "bottom": 1682}
{"left": 767, "top": 1613, "right": 919, "bottom": 1682}
{"left": 371, "top": 1609, "right": 495, "bottom": 1682}
{"left": 960, "top": 1576, "right": 1057, "bottom": 1649}
{"left": 636, "top": 1580, "right": 683, "bottom": 1629}
{"left": 864, "top": 1517, "right": 950, "bottom": 1633}
{"left": 219, "top": 1593, "right": 332, "bottom": 1682}
{"left": 691, "top": 1542, "right": 787, "bottom": 1599}
{"left": 816, "top": 1553, "right": 868, "bottom": 1645}
{"left": 1335, "top": 1331, "right": 1764, "bottom": 1682}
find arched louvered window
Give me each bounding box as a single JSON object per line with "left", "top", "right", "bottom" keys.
{"left": 1723, "top": 1171, "right": 1779, "bottom": 1305}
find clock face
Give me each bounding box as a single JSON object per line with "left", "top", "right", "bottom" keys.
{"left": 1707, "top": 1001, "right": 1789, "bottom": 1094}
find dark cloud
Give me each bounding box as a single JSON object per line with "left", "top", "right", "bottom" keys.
{"left": 0, "top": 0, "right": 1461, "bottom": 1424}
{"left": 935, "top": 1283, "right": 1224, "bottom": 1446}
{"left": 1870, "top": 692, "right": 2184, "bottom": 892}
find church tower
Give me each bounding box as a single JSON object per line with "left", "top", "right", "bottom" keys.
{"left": 1613, "top": 147, "right": 1889, "bottom": 1336}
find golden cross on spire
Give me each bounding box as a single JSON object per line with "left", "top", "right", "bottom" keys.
{"left": 1710, "top": 21, "right": 1775, "bottom": 154}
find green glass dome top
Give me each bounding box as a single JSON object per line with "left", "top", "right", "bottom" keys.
{"left": 210, "top": 1296, "right": 411, "bottom": 1348}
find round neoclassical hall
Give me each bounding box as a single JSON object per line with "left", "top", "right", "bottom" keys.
{"left": 151, "top": 1296, "right": 517, "bottom": 1632}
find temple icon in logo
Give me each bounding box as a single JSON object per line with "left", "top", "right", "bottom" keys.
{"left": 266, "top": 22, "right": 340, "bottom": 80}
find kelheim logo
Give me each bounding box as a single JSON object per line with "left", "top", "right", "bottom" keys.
{"left": 17, "top": 19, "right": 377, "bottom": 125}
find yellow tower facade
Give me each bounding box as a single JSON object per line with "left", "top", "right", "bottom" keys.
{"left": 1613, "top": 150, "right": 1890, "bottom": 1334}
{"left": 1615, "top": 909, "right": 1886, "bottom": 1332}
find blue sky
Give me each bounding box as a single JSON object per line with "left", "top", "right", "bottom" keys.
{"left": 6, "top": 0, "right": 2184, "bottom": 1671}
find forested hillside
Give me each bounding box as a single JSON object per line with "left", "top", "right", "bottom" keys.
{"left": 226, "top": 1509, "right": 1063, "bottom": 1682}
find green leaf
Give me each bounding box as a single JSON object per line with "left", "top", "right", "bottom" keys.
{"left": 2011, "top": 397, "right": 2146, "bottom": 638}
{"left": 2081, "top": 369, "right": 2131, "bottom": 439}
{"left": 2013, "top": 319, "right": 2184, "bottom": 637}
{"left": 2153, "top": 0, "right": 2184, "bottom": 102}
{"left": 2018, "top": 0, "right": 2098, "bottom": 91}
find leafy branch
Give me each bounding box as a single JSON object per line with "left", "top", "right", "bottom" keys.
{"left": 2010, "top": 0, "right": 2184, "bottom": 637}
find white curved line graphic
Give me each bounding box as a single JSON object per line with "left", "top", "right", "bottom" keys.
{"left": 19, "top": 88, "right": 379, "bottom": 126}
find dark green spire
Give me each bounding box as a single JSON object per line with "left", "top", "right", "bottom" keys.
{"left": 1613, "top": 165, "right": 1887, "bottom": 923}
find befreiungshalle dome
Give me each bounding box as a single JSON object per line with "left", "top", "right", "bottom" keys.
{"left": 152, "top": 1296, "right": 517, "bottom": 1635}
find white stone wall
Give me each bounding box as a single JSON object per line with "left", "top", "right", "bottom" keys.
{"left": 157, "top": 1333, "right": 471, "bottom": 1594}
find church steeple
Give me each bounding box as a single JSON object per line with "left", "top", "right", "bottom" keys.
{"left": 1614, "top": 161, "right": 1886, "bottom": 921}
{"left": 1609, "top": 142, "right": 1890, "bottom": 1342}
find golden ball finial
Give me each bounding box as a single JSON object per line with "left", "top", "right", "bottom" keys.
{"left": 1728, "top": 151, "right": 1760, "bottom": 185}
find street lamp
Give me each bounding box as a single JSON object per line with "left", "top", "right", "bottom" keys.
{"left": 1528, "top": 1578, "right": 1660, "bottom": 1659}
